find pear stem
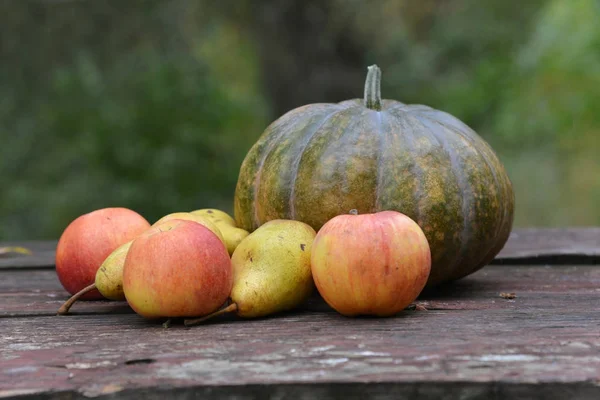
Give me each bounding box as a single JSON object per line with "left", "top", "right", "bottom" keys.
{"left": 184, "top": 303, "right": 238, "bottom": 327}
{"left": 57, "top": 283, "right": 96, "bottom": 315}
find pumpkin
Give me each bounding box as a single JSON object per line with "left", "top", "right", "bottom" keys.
{"left": 234, "top": 65, "right": 514, "bottom": 286}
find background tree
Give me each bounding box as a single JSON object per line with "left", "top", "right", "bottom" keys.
{"left": 1, "top": 0, "right": 598, "bottom": 240}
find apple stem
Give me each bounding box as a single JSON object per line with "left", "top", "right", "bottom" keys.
{"left": 57, "top": 283, "right": 97, "bottom": 315}
{"left": 183, "top": 303, "right": 238, "bottom": 327}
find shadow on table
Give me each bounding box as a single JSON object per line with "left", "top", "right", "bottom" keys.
{"left": 419, "top": 276, "right": 498, "bottom": 300}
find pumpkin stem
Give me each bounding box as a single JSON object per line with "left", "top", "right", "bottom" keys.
{"left": 364, "top": 64, "right": 382, "bottom": 111}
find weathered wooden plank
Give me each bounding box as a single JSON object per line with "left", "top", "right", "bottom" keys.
{"left": 0, "top": 270, "right": 63, "bottom": 292}
{"left": 2, "top": 287, "right": 599, "bottom": 318}
{"left": 1, "top": 229, "right": 599, "bottom": 270}
{"left": 493, "top": 228, "right": 600, "bottom": 265}
{"left": 1, "top": 266, "right": 599, "bottom": 317}
{"left": 0, "top": 270, "right": 132, "bottom": 317}
{"left": 0, "top": 241, "right": 57, "bottom": 270}
{"left": 3, "top": 382, "right": 598, "bottom": 400}
{"left": 1, "top": 265, "right": 600, "bottom": 398}
{"left": 1, "top": 306, "right": 599, "bottom": 399}
{"left": 0, "top": 293, "right": 133, "bottom": 318}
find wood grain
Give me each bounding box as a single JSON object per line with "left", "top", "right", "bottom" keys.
{"left": 2, "top": 230, "right": 600, "bottom": 399}
{"left": 2, "top": 266, "right": 599, "bottom": 317}
{"left": 1, "top": 265, "right": 600, "bottom": 399}
{"left": 1, "top": 308, "right": 599, "bottom": 399}
{"left": 493, "top": 228, "right": 600, "bottom": 264}
{"left": 0, "top": 241, "right": 57, "bottom": 270}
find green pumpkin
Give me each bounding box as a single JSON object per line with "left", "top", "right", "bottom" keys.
{"left": 234, "top": 65, "right": 514, "bottom": 286}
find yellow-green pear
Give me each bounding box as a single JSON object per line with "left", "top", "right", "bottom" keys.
{"left": 95, "top": 241, "right": 132, "bottom": 300}
{"left": 190, "top": 209, "right": 249, "bottom": 255}
{"left": 217, "top": 225, "right": 249, "bottom": 255}
{"left": 190, "top": 208, "right": 236, "bottom": 227}
{"left": 184, "top": 219, "right": 316, "bottom": 325}
{"left": 152, "top": 212, "right": 226, "bottom": 248}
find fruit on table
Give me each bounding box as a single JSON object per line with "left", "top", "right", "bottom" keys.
{"left": 55, "top": 207, "right": 151, "bottom": 300}
{"left": 185, "top": 219, "right": 316, "bottom": 326}
{"left": 153, "top": 212, "right": 225, "bottom": 246}
{"left": 233, "top": 64, "right": 514, "bottom": 286}
{"left": 57, "top": 241, "right": 133, "bottom": 315}
{"left": 220, "top": 226, "right": 249, "bottom": 256}
{"left": 95, "top": 241, "right": 132, "bottom": 300}
{"left": 311, "top": 210, "right": 431, "bottom": 317}
{"left": 123, "top": 219, "right": 232, "bottom": 319}
{"left": 190, "top": 209, "right": 249, "bottom": 255}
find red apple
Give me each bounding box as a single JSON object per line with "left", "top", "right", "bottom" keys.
{"left": 122, "top": 219, "right": 232, "bottom": 319}
{"left": 55, "top": 207, "right": 151, "bottom": 300}
{"left": 311, "top": 210, "right": 431, "bottom": 317}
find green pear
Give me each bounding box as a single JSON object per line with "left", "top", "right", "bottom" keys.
{"left": 217, "top": 225, "right": 249, "bottom": 255}
{"left": 190, "top": 208, "right": 249, "bottom": 255}
{"left": 153, "top": 212, "right": 226, "bottom": 247}
{"left": 185, "top": 219, "right": 316, "bottom": 325}
{"left": 95, "top": 241, "right": 132, "bottom": 300}
{"left": 190, "top": 208, "right": 236, "bottom": 227}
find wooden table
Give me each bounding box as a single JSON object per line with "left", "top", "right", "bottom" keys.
{"left": 1, "top": 229, "right": 599, "bottom": 399}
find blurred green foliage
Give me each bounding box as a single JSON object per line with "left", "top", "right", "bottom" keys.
{"left": 0, "top": 1, "right": 268, "bottom": 239}
{"left": 1, "top": 0, "right": 598, "bottom": 240}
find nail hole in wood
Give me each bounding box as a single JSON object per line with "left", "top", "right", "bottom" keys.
{"left": 124, "top": 358, "right": 156, "bottom": 365}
